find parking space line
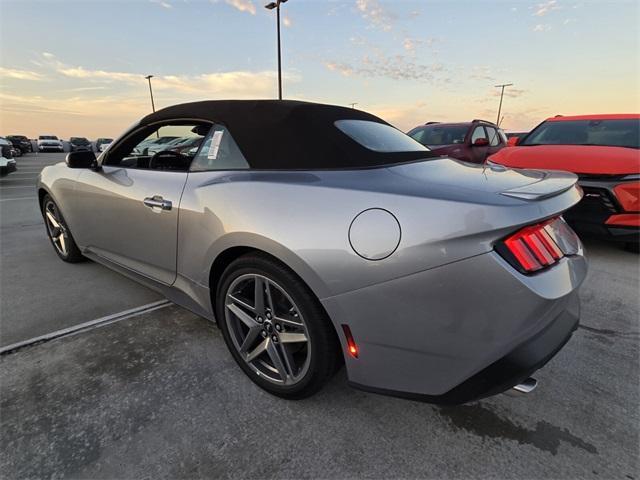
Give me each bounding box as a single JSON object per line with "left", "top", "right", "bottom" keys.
{"left": 0, "top": 196, "right": 38, "bottom": 202}
{"left": 0, "top": 300, "right": 172, "bottom": 355}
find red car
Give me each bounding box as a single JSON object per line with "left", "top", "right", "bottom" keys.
{"left": 407, "top": 119, "right": 507, "bottom": 163}
{"left": 489, "top": 114, "right": 640, "bottom": 251}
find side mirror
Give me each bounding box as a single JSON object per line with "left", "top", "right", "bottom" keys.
{"left": 473, "top": 138, "right": 489, "bottom": 147}
{"left": 507, "top": 136, "right": 520, "bottom": 146}
{"left": 66, "top": 151, "right": 98, "bottom": 169}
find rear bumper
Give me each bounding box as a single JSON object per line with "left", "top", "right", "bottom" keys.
{"left": 349, "top": 298, "right": 579, "bottom": 404}
{"left": 322, "top": 250, "right": 587, "bottom": 405}
{"left": 39, "top": 145, "right": 63, "bottom": 151}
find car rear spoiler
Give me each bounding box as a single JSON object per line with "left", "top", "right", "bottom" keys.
{"left": 500, "top": 170, "right": 578, "bottom": 201}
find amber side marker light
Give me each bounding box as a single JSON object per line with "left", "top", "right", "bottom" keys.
{"left": 341, "top": 324, "right": 359, "bottom": 358}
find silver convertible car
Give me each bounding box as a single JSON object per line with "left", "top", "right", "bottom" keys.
{"left": 38, "top": 100, "right": 587, "bottom": 403}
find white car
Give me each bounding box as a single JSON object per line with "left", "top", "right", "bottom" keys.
{"left": 99, "top": 141, "right": 112, "bottom": 152}
{"left": 0, "top": 137, "right": 17, "bottom": 174}
{"left": 37, "top": 135, "right": 64, "bottom": 152}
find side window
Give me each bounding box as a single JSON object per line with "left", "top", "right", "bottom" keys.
{"left": 190, "top": 124, "right": 250, "bottom": 171}
{"left": 105, "top": 123, "right": 210, "bottom": 171}
{"left": 486, "top": 126, "right": 500, "bottom": 146}
{"left": 497, "top": 128, "right": 508, "bottom": 144}
{"left": 471, "top": 126, "right": 487, "bottom": 143}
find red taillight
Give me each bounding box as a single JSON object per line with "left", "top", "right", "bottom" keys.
{"left": 341, "top": 324, "right": 358, "bottom": 358}
{"left": 613, "top": 182, "right": 640, "bottom": 212}
{"left": 500, "top": 218, "right": 568, "bottom": 273}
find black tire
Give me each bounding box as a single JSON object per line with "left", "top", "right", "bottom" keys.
{"left": 216, "top": 253, "right": 341, "bottom": 399}
{"left": 41, "top": 194, "right": 85, "bottom": 263}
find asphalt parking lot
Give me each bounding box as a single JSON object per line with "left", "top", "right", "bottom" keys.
{"left": 0, "top": 153, "right": 638, "bottom": 479}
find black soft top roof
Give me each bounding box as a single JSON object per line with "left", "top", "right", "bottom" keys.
{"left": 140, "top": 100, "right": 435, "bottom": 169}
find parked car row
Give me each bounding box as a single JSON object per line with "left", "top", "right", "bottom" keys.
{"left": 407, "top": 114, "right": 639, "bottom": 252}
{"left": 1, "top": 134, "right": 115, "bottom": 154}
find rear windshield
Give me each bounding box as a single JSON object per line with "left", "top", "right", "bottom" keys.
{"left": 39, "top": 136, "right": 58, "bottom": 140}
{"left": 335, "top": 120, "right": 428, "bottom": 153}
{"left": 70, "top": 137, "right": 89, "bottom": 143}
{"left": 522, "top": 119, "right": 639, "bottom": 148}
{"left": 407, "top": 124, "right": 468, "bottom": 146}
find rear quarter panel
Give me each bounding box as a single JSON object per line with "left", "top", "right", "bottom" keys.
{"left": 177, "top": 168, "right": 583, "bottom": 308}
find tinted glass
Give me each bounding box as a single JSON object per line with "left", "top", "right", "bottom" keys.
{"left": 336, "top": 120, "right": 428, "bottom": 152}
{"left": 39, "top": 136, "right": 57, "bottom": 140}
{"left": 190, "top": 125, "right": 250, "bottom": 171}
{"left": 107, "top": 124, "right": 208, "bottom": 170}
{"left": 485, "top": 127, "right": 500, "bottom": 146}
{"left": 471, "top": 126, "right": 487, "bottom": 143}
{"left": 523, "top": 119, "right": 639, "bottom": 148}
{"left": 408, "top": 124, "right": 468, "bottom": 146}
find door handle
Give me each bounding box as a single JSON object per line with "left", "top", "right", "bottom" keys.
{"left": 143, "top": 196, "right": 172, "bottom": 211}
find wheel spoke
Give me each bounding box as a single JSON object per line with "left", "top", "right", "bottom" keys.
{"left": 45, "top": 211, "right": 60, "bottom": 228}
{"left": 227, "top": 302, "right": 257, "bottom": 328}
{"left": 265, "top": 280, "right": 276, "bottom": 315}
{"left": 279, "top": 332, "right": 308, "bottom": 344}
{"left": 240, "top": 326, "right": 263, "bottom": 353}
{"left": 254, "top": 277, "right": 265, "bottom": 315}
{"left": 228, "top": 294, "right": 255, "bottom": 313}
{"left": 246, "top": 337, "right": 268, "bottom": 362}
{"left": 266, "top": 340, "right": 289, "bottom": 383}
{"left": 274, "top": 316, "right": 304, "bottom": 328}
{"left": 279, "top": 344, "right": 297, "bottom": 378}
{"left": 58, "top": 234, "right": 67, "bottom": 254}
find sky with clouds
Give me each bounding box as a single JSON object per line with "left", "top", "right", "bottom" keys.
{"left": 1, "top": 0, "right": 638, "bottom": 138}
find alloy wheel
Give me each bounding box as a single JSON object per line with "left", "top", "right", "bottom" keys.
{"left": 224, "top": 273, "right": 311, "bottom": 386}
{"left": 44, "top": 200, "right": 68, "bottom": 256}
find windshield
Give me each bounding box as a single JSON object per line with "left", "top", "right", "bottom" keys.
{"left": 39, "top": 136, "right": 58, "bottom": 140}
{"left": 407, "top": 124, "right": 468, "bottom": 146}
{"left": 335, "top": 120, "right": 428, "bottom": 153}
{"left": 70, "top": 137, "right": 89, "bottom": 144}
{"left": 522, "top": 119, "right": 639, "bottom": 148}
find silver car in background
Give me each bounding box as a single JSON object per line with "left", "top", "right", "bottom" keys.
{"left": 37, "top": 135, "right": 64, "bottom": 152}
{"left": 37, "top": 100, "right": 587, "bottom": 403}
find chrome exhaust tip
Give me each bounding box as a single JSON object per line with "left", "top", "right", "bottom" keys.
{"left": 510, "top": 377, "right": 538, "bottom": 395}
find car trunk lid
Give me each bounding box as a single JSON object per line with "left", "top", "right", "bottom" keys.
{"left": 386, "top": 157, "right": 578, "bottom": 201}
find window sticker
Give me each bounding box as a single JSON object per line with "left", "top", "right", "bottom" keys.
{"left": 208, "top": 130, "right": 224, "bottom": 160}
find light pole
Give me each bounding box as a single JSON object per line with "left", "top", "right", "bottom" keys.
{"left": 349, "top": 103, "right": 358, "bottom": 109}
{"left": 494, "top": 83, "right": 513, "bottom": 125}
{"left": 265, "top": 0, "right": 288, "bottom": 100}
{"left": 145, "top": 75, "right": 156, "bottom": 113}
